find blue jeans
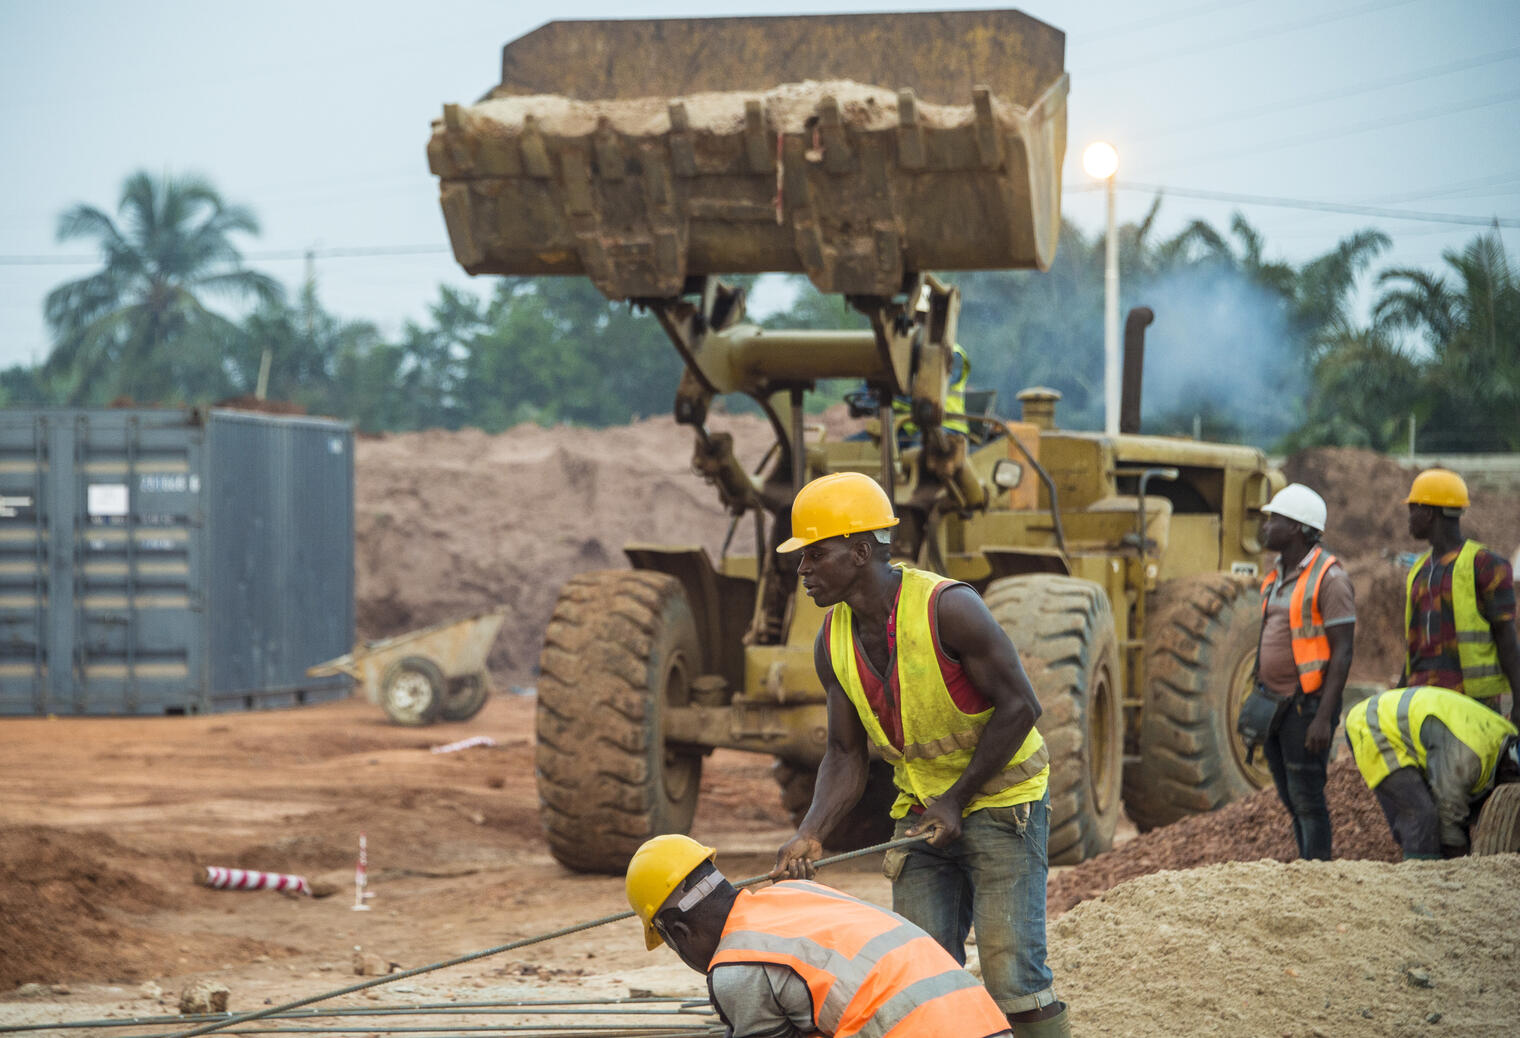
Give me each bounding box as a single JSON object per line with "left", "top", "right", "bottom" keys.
{"left": 889, "top": 791, "right": 1055, "bottom": 1014}
{"left": 1263, "top": 692, "right": 1332, "bottom": 860}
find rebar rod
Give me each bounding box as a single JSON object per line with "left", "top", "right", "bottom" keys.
{"left": 168, "top": 834, "right": 927, "bottom": 1038}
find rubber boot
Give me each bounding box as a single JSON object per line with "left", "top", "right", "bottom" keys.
{"left": 1009, "top": 1002, "right": 1071, "bottom": 1038}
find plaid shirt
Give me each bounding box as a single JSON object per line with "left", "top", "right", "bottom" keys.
{"left": 1405, "top": 543, "right": 1517, "bottom": 690}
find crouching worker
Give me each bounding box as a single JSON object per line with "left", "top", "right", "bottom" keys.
{"left": 625, "top": 834, "right": 1014, "bottom": 1038}
{"left": 1345, "top": 684, "right": 1519, "bottom": 859}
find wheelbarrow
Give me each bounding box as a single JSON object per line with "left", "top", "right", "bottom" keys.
{"left": 307, "top": 610, "right": 506, "bottom": 726}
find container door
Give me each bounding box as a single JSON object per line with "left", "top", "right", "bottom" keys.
{"left": 0, "top": 416, "right": 47, "bottom": 713}
{"left": 0, "top": 410, "right": 207, "bottom": 715}
{"left": 73, "top": 412, "right": 206, "bottom": 713}
{"left": 205, "top": 412, "right": 353, "bottom": 709}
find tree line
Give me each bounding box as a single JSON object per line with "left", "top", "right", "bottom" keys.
{"left": 4, "top": 170, "right": 1515, "bottom": 452}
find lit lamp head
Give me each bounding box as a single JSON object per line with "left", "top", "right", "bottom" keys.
{"left": 1083, "top": 141, "right": 1119, "bottom": 181}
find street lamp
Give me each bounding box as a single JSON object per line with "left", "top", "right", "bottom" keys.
{"left": 1082, "top": 141, "right": 1120, "bottom": 436}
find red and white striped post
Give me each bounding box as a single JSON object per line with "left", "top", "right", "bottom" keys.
{"left": 351, "top": 831, "right": 371, "bottom": 911}
{"left": 200, "top": 866, "right": 312, "bottom": 896}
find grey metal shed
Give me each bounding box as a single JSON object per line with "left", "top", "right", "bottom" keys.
{"left": 0, "top": 407, "right": 354, "bottom": 715}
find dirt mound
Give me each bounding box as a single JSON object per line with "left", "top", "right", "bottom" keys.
{"left": 354, "top": 416, "right": 778, "bottom": 682}
{"left": 213, "top": 395, "right": 308, "bottom": 415}
{"left": 0, "top": 827, "right": 274, "bottom": 989}
{"left": 1288, "top": 446, "right": 1520, "bottom": 561}
{"left": 1054, "top": 854, "right": 1520, "bottom": 1036}
{"left": 354, "top": 421, "right": 1520, "bottom": 688}
{"left": 1048, "top": 757, "right": 1399, "bottom": 918}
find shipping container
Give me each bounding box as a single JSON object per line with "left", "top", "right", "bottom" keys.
{"left": 0, "top": 407, "right": 354, "bottom": 715}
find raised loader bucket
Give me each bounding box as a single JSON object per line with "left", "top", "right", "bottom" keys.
{"left": 428, "top": 10, "right": 1067, "bottom": 300}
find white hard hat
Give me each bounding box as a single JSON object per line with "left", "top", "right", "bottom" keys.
{"left": 1262, "top": 483, "right": 1327, "bottom": 532}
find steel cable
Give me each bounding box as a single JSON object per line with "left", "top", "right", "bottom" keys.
{"left": 167, "top": 834, "right": 929, "bottom": 1038}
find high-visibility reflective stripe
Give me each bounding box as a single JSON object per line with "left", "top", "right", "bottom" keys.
{"left": 830, "top": 567, "right": 1048, "bottom": 816}
{"left": 1350, "top": 686, "right": 1518, "bottom": 793}
{"left": 1365, "top": 696, "right": 1401, "bottom": 775}
{"left": 901, "top": 725, "right": 984, "bottom": 761}
{"left": 1396, "top": 685, "right": 1419, "bottom": 756}
{"left": 1296, "top": 550, "right": 1332, "bottom": 632}
{"left": 854, "top": 970, "right": 989, "bottom": 1038}
{"left": 977, "top": 743, "right": 1051, "bottom": 793}
{"left": 713, "top": 881, "right": 1011, "bottom": 1037}
{"left": 883, "top": 731, "right": 1050, "bottom": 790}
{"left": 1263, "top": 547, "right": 1337, "bottom": 693}
{"left": 721, "top": 921, "right": 923, "bottom": 1032}
{"left": 1405, "top": 540, "right": 1507, "bottom": 699}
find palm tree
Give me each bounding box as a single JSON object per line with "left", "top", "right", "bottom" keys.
{"left": 1280, "top": 320, "right": 1423, "bottom": 452}
{"left": 1293, "top": 228, "right": 1391, "bottom": 355}
{"left": 1374, "top": 229, "right": 1520, "bottom": 449}
{"left": 43, "top": 171, "right": 280, "bottom": 403}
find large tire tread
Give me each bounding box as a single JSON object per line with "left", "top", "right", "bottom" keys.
{"left": 1122, "top": 574, "right": 1263, "bottom": 831}
{"left": 985, "top": 575, "right": 1122, "bottom": 865}
{"left": 1471, "top": 783, "right": 1520, "bottom": 855}
{"left": 535, "top": 571, "right": 702, "bottom": 874}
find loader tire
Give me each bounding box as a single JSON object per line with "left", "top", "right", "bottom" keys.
{"left": 535, "top": 571, "right": 705, "bottom": 874}
{"left": 772, "top": 758, "right": 898, "bottom": 852}
{"left": 985, "top": 575, "right": 1123, "bottom": 865}
{"left": 1121, "top": 574, "right": 1266, "bottom": 832}
{"left": 379, "top": 656, "right": 446, "bottom": 726}
{"left": 1470, "top": 783, "right": 1520, "bottom": 855}
{"left": 440, "top": 672, "right": 490, "bottom": 722}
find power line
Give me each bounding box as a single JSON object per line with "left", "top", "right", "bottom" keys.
{"left": 0, "top": 244, "right": 452, "bottom": 267}
{"left": 1071, "top": 0, "right": 1420, "bottom": 78}
{"left": 9, "top": 181, "right": 1518, "bottom": 275}
{"left": 1078, "top": 181, "right": 1520, "bottom": 228}
{"left": 1362, "top": 169, "right": 1520, "bottom": 205}
{"left": 1130, "top": 46, "right": 1520, "bottom": 143}
{"left": 1072, "top": 0, "right": 1266, "bottom": 45}
{"left": 1140, "top": 85, "right": 1520, "bottom": 172}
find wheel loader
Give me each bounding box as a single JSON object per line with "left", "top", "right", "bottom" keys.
{"left": 427, "top": 10, "right": 1286, "bottom": 874}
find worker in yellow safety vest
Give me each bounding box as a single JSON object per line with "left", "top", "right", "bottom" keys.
{"left": 1345, "top": 685, "right": 1519, "bottom": 859}
{"left": 625, "top": 834, "right": 1014, "bottom": 1038}
{"left": 892, "top": 342, "right": 972, "bottom": 438}
{"left": 769, "top": 472, "right": 1068, "bottom": 1038}
{"left": 1399, "top": 468, "right": 1520, "bottom": 727}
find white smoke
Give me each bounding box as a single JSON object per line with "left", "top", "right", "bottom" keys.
{"left": 1131, "top": 266, "right": 1307, "bottom": 446}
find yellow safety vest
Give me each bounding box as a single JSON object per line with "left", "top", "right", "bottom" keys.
{"left": 1403, "top": 540, "right": 1508, "bottom": 699}
{"left": 1345, "top": 685, "right": 1518, "bottom": 792}
{"left": 893, "top": 343, "right": 971, "bottom": 435}
{"left": 827, "top": 567, "right": 1049, "bottom": 818}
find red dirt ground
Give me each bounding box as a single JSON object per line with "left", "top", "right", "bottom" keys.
{"left": 4, "top": 432, "right": 1519, "bottom": 1032}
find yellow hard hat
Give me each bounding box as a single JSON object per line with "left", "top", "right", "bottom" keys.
{"left": 1407, "top": 468, "right": 1469, "bottom": 509}
{"left": 625, "top": 834, "right": 716, "bottom": 951}
{"left": 776, "top": 472, "right": 900, "bottom": 554}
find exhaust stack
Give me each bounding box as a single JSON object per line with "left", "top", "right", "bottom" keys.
{"left": 1119, "top": 306, "right": 1154, "bottom": 435}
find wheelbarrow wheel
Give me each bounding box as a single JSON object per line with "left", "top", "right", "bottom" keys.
{"left": 441, "top": 672, "right": 491, "bottom": 722}
{"left": 379, "top": 656, "right": 446, "bottom": 726}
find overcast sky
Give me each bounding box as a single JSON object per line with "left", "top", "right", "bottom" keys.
{"left": 2, "top": 0, "right": 1516, "bottom": 372}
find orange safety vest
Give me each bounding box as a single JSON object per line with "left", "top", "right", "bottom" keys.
{"left": 708, "top": 881, "right": 1010, "bottom": 1038}
{"left": 1259, "top": 545, "right": 1339, "bottom": 694}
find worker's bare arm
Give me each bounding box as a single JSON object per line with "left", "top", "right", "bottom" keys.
{"left": 1492, "top": 617, "right": 1520, "bottom": 727}
{"left": 771, "top": 628, "right": 869, "bottom": 879}
{"left": 906, "top": 585, "right": 1041, "bottom": 846}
